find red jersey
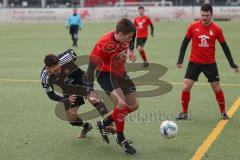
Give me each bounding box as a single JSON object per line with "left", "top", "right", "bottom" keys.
{"left": 90, "top": 30, "right": 131, "bottom": 77}
{"left": 186, "top": 21, "right": 225, "bottom": 64}
{"left": 134, "top": 15, "right": 152, "bottom": 38}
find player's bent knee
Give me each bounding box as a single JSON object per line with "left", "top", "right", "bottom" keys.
{"left": 132, "top": 104, "right": 139, "bottom": 111}
{"left": 182, "top": 87, "right": 191, "bottom": 92}
{"left": 137, "top": 46, "right": 143, "bottom": 51}
{"left": 213, "top": 86, "right": 221, "bottom": 93}
{"left": 129, "top": 103, "right": 139, "bottom": 112}
{"left": 117, "top": 101, "right": 128, "bottom": 109}
{"left": 183, "top": 83, "right": 192, "bottom": 92}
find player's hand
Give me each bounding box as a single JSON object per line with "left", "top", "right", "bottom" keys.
{"left": 177, "top": 63, "right": 183, "bottom": 68}
{"left": 128, "top": 49, "right": 136, "bottom": 63}
{"left": 88, "top": 91, "right": 100, "bottom": 104}
{"left": 232, "top": 67, "right": 239, "bottom": 73}
{"left": 68, "top": 94, "right": 77, "bottom": 105}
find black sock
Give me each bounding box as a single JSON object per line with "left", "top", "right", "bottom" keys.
{"left": 103, "top": 116, "right": 114, "bottom": 127}
{"left": 69, "top": 116, "right": 84, "bottom": 127}
{"left": 83, "top": 122, "right": 89, "bottom": 129}
{"left": 117, "top": 132, "right": 125, "bottom": 142}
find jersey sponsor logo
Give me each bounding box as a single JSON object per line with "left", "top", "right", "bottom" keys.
{"left": 64, "top": 77, "right": 74, "bottom": 85}
{"left": 102, "top": 41, "right": 118, "bottom": 53}
{"left": 102, "top": 41, "right": 129, "bottom": 54}
{"left": 198, "top": 35, "right": 210, "bottom": 47}
{"left": 210, "top": 30, "right": 213, "bottom": 36}
{"left": 195, "top": 28, "right": 200, "bottom": 32}
{"left": 137, "top": 20, "right": 145, "bottom": 29}
{"left": 42, "top": 83, "right": 49, "bottom": 88}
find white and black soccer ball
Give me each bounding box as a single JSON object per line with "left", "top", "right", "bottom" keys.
{"left": 160, "top": 120, "right": 178, "bottom": 139}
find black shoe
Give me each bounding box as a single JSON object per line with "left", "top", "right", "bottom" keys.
{"left": 78, "top": 123, "right": 92, "bottom": 138}
{"left": 72, "top": 43, "right": 78, "bottom": 47}
{"left": 96, "top": 120, "right": 109, "bottom": 144}
{"left": 116, "top": 139, "right": 136, "bottom": 155}
{"left": 143, "top": 62, "right": 149, "bottom": 67}
{"left": 175, "top": 112, "right": 188, "bottom": 121}
{"left": 221, "top": 112, "right": 229, "bottom": 120}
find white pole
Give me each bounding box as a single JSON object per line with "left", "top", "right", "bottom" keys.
{"left": 79, "top": 0, "right": 85, "bottom": 7}
{"left": 120, "top": 0, "right": 124, "bottom": 6}
{"left": 41, "top": 0, "right": 46, "bottom": 8}
{"left": 3, "top": 0, "right": 8, "bottom": 7}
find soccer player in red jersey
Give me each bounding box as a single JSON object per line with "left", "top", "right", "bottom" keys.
{"left": 134, "top": 6, "right": 154, "bottom": 67}
{"left": 176, "top": 4, "right": 239, "bottom": 120}
{"left": 85, "top": 18, "right": 138, "bottom": 154}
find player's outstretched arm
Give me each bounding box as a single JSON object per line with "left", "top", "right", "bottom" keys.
{"left": 177, "top": 36, "right": 190, "bottom": 68}
{"left": 220, "top": 41, "right": 239, "bottom": 73}
{"left": 128, "top": 32, "right": 136, "bottom": 63}
{"left": 150, "top": 24, "right": 154, "bottom": 37}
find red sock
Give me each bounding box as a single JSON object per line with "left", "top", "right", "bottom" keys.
{"left": 181, "top": 91, "right": 190, "bottom": 113}
{"left": 139, "top": 50, "right": 147, "bottom": 62}
{"left": 215, "top": 90, "right": 226, "bottom": 113}
{"left": 111, "top": 106, "right": 131, "bottom": 132}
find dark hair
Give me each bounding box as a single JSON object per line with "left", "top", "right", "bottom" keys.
{"left": 138, "top": 6, "right": 144, "bottom": 10}
{"left": 44, "top": 54, "right": 59, "bottom": 67}
{"left": 201, "top": 3, "right": 213, "bottom": 14}
{"left": 116, "top": 18, "right": 136, "bottom": 34}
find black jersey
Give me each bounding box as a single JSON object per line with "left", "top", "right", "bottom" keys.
{"left": 40, "top": 49, "right": 86, "bottom": 102}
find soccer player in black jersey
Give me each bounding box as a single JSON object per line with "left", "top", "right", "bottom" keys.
{"left": 40, "top": 49, "right": 114, "bottom": 138}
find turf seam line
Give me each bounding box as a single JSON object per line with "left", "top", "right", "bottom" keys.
{"left": 0, "top": 78, "right": 240, "bottom": 86}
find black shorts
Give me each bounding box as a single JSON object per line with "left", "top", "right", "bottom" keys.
{"left": 136, "top": 38, "right": 147, "bottom": 47}
{"left": 96, "top": 71, "right": 136, "bottom": 96}
{"left": 185, "top": 62, "right": 220, "bottom": 82}
{"left": 69, "top": 25, "right": 79, "bottom": 35}
{"left": 62, "top": 68, "right": 86, "bottom": 110}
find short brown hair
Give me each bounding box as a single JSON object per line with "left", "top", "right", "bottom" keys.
{"left": 138, "top": 6, "right": 144, "bottom": 10}
{"left": 201, "top": 3, "right": 213, "bottom": 14}
{"left": 44, "top": 54, "right": 59, "bottom": 67}
{"left": 116, "top": 18, "right": 136, "bottom": 34}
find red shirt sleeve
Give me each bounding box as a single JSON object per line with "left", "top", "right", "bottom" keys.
{"left": 216, "top": 27, "right": 225, "bottom": 44}
{"left": 147, "top": 16, "right": 152, "bottom": 25}
{"left": 90, "top": 42, "right": 104, "bottom": 66}
{"left": 185, "top": 23, "right": 193, "bottom": 39}
{"left": 134, "top": 18, "right": 137, "bottom": 27}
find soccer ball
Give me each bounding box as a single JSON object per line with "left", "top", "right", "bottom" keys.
{"left": 160, "top": 120, "right": 178, "bottom": 139}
